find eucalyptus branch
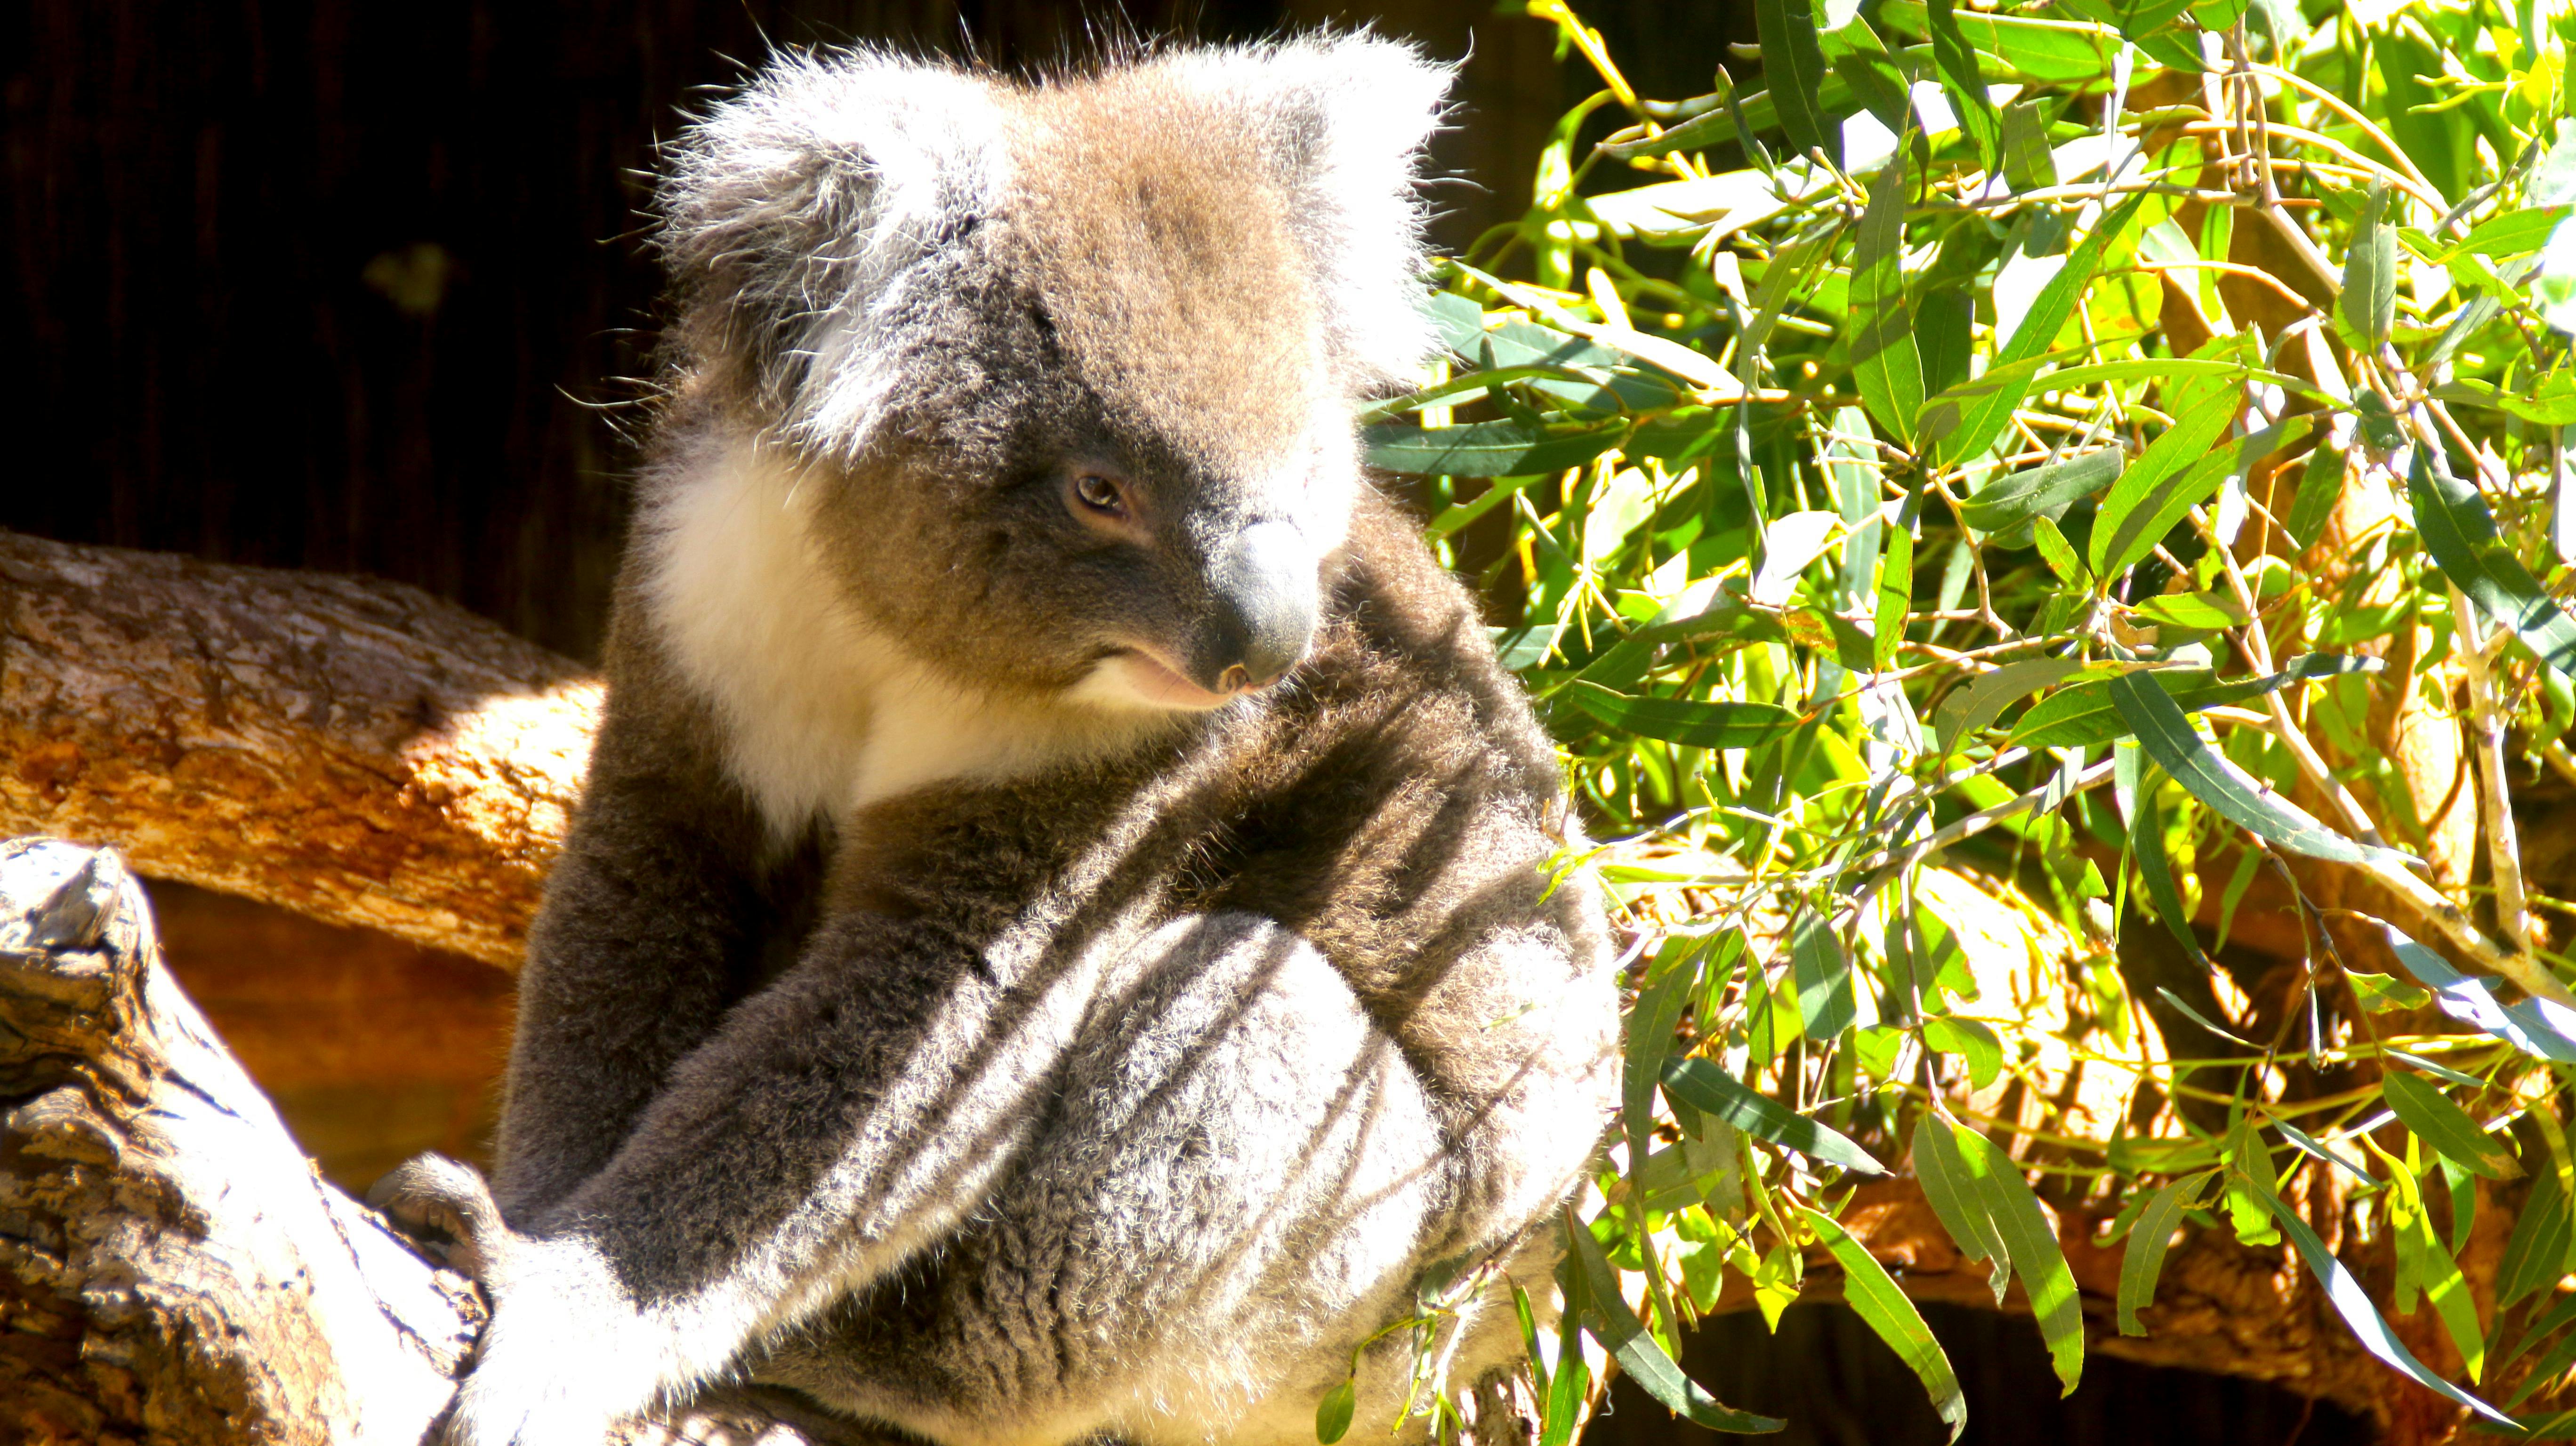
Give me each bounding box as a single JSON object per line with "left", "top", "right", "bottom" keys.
{"left": 2453, "top": 584, "right": 2536, "bottom": 956}
{"left": 1846, "top": 758, "right": 2121, "bottom": 904}
{"left": 2194, "top": 504, "right": 2390, "bottom": 848}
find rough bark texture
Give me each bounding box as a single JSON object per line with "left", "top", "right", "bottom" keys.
{"left": 0, "top": 530, "right": 600, "bottom": 968}
{"left": 0, "top": 836, "right": 476, "bottom": 1443}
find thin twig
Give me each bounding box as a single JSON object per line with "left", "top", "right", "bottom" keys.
{"left": 2454, "top": 584, "right": 2536, "bottom": 956}
{"left": 2196, "top": 506, "right": 2391, "bottom": 848}
{"left": 1848, "top": 758, "right": 2121, "bottom": 901}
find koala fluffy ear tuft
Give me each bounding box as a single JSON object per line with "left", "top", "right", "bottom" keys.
{"left": 1166, "top": 35, "right": 1456, "bottom": 392}
{"left": 657, "top": 50, "right": 1007, "bottom": 439}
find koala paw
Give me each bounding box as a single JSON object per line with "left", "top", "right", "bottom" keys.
{"left": 376, "top": 1156, "right": 670, "bottom": 1446}
{"left": 439, "top": 1221, "right": 664, "bottom": 1446}
{"left": 439, "top": 1360, "right": 626, "bottom": 1446}
{"left": 370, "top": 1152, "right": 510, "bottom": 1281}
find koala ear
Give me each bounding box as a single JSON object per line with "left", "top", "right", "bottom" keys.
{"left": 657, "top": 50, "right": 1006, "bottom": 442}
{"left": 1168, "top": 35, "right": 1456, "bottom": 392}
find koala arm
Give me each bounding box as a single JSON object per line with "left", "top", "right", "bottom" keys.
{"left": 429, "top": 909, "right": 1071, "bottom": 1446}
{"left": 491, "top": 691, "right": 787, "bottom": 1223}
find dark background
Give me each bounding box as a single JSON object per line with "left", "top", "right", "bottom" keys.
{"left": 2, "top": 0, "right": 1739, "bottom": 660}
{"left": 2, "top": 3, "right": 2372, "bottom": 1440}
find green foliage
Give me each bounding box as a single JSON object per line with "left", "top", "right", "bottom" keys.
{"left": 1349, "top": 0, "right": 2576, "bottom": 1433}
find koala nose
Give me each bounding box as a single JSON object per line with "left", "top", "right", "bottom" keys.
{"left": 1206, "top": 521, "right": 1319, "bottom": 693}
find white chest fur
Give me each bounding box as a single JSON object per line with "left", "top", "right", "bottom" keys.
{"left": 637, "top": 433, "right": 1154, "bottom": 837}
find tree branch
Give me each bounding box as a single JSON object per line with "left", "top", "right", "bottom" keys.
{"left": 0, "top": 530, "right": 598, "bottom": 967}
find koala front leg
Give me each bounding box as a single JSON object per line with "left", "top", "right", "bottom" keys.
{"left": 493, "top": 706, "right": 796, "bottom": 1223}
{"left": 419, "top": 910, "right": 1111, "bottom": 1446}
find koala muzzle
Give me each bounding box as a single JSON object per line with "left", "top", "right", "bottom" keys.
{"left": 1204, "top": 521, "right": 1319, "bottom": 693}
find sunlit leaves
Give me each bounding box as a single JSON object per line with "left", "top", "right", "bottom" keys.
{"left": 1924, "top": 0, "right": 2003, "bottom": 173}
{"left": 1754, "top": 0, "right": 1835, "bottom": 169}
{"left": 2115, "top": 1174, "right": 2202, "bottom": 1336}
{"left": 2108, "top": 672, "right": 2394, "bottom": 868}
{"left": 1376, "top": 0, "right": 2576, "bottom": 1432}
{"left": 1662, "top": 1058, "right": 1889, "bottom": 1176}
{"left": 1568, "top": 1221, "right": 1788, "bottom": 1434}
{"left": 1799, "top": 1206, "right": 1968, "bottom": 1440}
{"left": 2338, "top": 183, "right": 2398, "bottom": 353}
{"left": 1913, "top": 1116, "right": 2085, "bottom": 1393}
{"left": 1849, "top": 161, "right": 1923, "bottom": 444}
{"left": 2380, "top": 1070, "right": 2517, "bottom": 1180}
{"left": 2260, "top": 1183, "right": 2512, "bottom": 1424}
{"left": 2411, "top": 449, "right": 2576, "bottom": 678}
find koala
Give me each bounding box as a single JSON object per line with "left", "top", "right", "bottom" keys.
{"left": 378, "top": 33, "right": 1618, "bottom": 1446}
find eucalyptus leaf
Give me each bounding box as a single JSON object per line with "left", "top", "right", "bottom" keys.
{"left": 2011, "top": 655, "right": 2376, "bottom": 750}
{"left": 1852, "top": 161, "right": 1924, "bottom": 444}
{"left": 1568, "top": 1219, "right": 1788, "bottom": 1434}
{"left": 1662, "top": 1057, "right": 1889, "bottom": 1175}
{"left": 1874, "top": 0, "right": 2122, "bottom": 81}
{"left": 2379, "top": 1070, "right": 2517, "bottom": 1180}
{"left": 1959, "top": 448, "right": 2124, "bottom": 533}
{"left": 1364, "top": 419, "right": 1625, "bottom": 479}
{"left": 2092, "top": 417, "right": 2316, "bottom": 580}
{"left": 2410, "top": 449, "right": 2576, "bottom": 678}
{"left": 1911, "top": 1114, "right": 2012, "bottom": 1303}
{"left": 1800, "top": 1206, "right": 1968, "bottom": 1439}
{"left": 1933, "top": 658, "right": 2083, "bottom": 749}
{"left": 1314, "top": 1380, "right": 1356, "bottom": 1444}
{"left": 1950, "top": 1121, "right": 2085, "bottom": 1393}
{"left": 1792, "top": 908, "right": 1856, "bottom": 1040}
{"left": 2131, "top": 787, "right": 2204, "bottom": 964}
{"left": 1561, "top": 683, "right": 1803, "bottom": 749}
{"left": 2259, "top": 1186, "right": 2512, "bottom": 1423}
{"left": 2338, "top": 183, "right": 2397, "bottom": 352}
{"left": 1756, "top": 0, "right": 1837, "bottom": 168}
{"left": 1925, "top": 0, "right": 2004, "bottom": 172}
{"left": 2109, "top": 671, "right": 2403, "bottom": 870}
{"left": 2115, "top": 1174, "right": 2201, "bottom": 1335}
{"left": 2382, "top": 924, "right": 2576, "bottom": 1063}
{"left": 2346, "top": 970, "right": 2431, "bottom": 1013}
{"left": 1917, "top": 194, "right": 2147, "bottom": 466}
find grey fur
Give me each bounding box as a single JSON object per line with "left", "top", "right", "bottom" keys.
{"left": 377, "top": 35, "right": 1617, "bottom": 1446}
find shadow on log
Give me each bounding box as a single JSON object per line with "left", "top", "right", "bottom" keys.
{"left": 0, "top": 836, "right": 889, "bottom": 1446}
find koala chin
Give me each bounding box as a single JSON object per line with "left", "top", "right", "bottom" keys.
{"left": 375, "top": 33, "right": 1619, "bottom": 1446}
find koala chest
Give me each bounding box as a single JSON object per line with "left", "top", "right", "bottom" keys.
{"left": 641, "top": 434, "right": 1139, "bottom": 836}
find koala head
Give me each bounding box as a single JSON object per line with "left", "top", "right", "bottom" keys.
{"left": 656, "top": 38, "right": 1451, "bottom": 715}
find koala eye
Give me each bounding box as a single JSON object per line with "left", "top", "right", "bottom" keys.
{"left": 1072, "top": 474, "right": 1126, "bottom": 515}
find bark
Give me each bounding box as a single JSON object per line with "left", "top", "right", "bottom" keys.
{"left": 0, "top": 530, "right": 599, "bottom": 969}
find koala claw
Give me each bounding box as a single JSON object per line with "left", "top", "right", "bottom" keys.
{"left": 370, "top": 1152, "right": 508, "bottom": 1280}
